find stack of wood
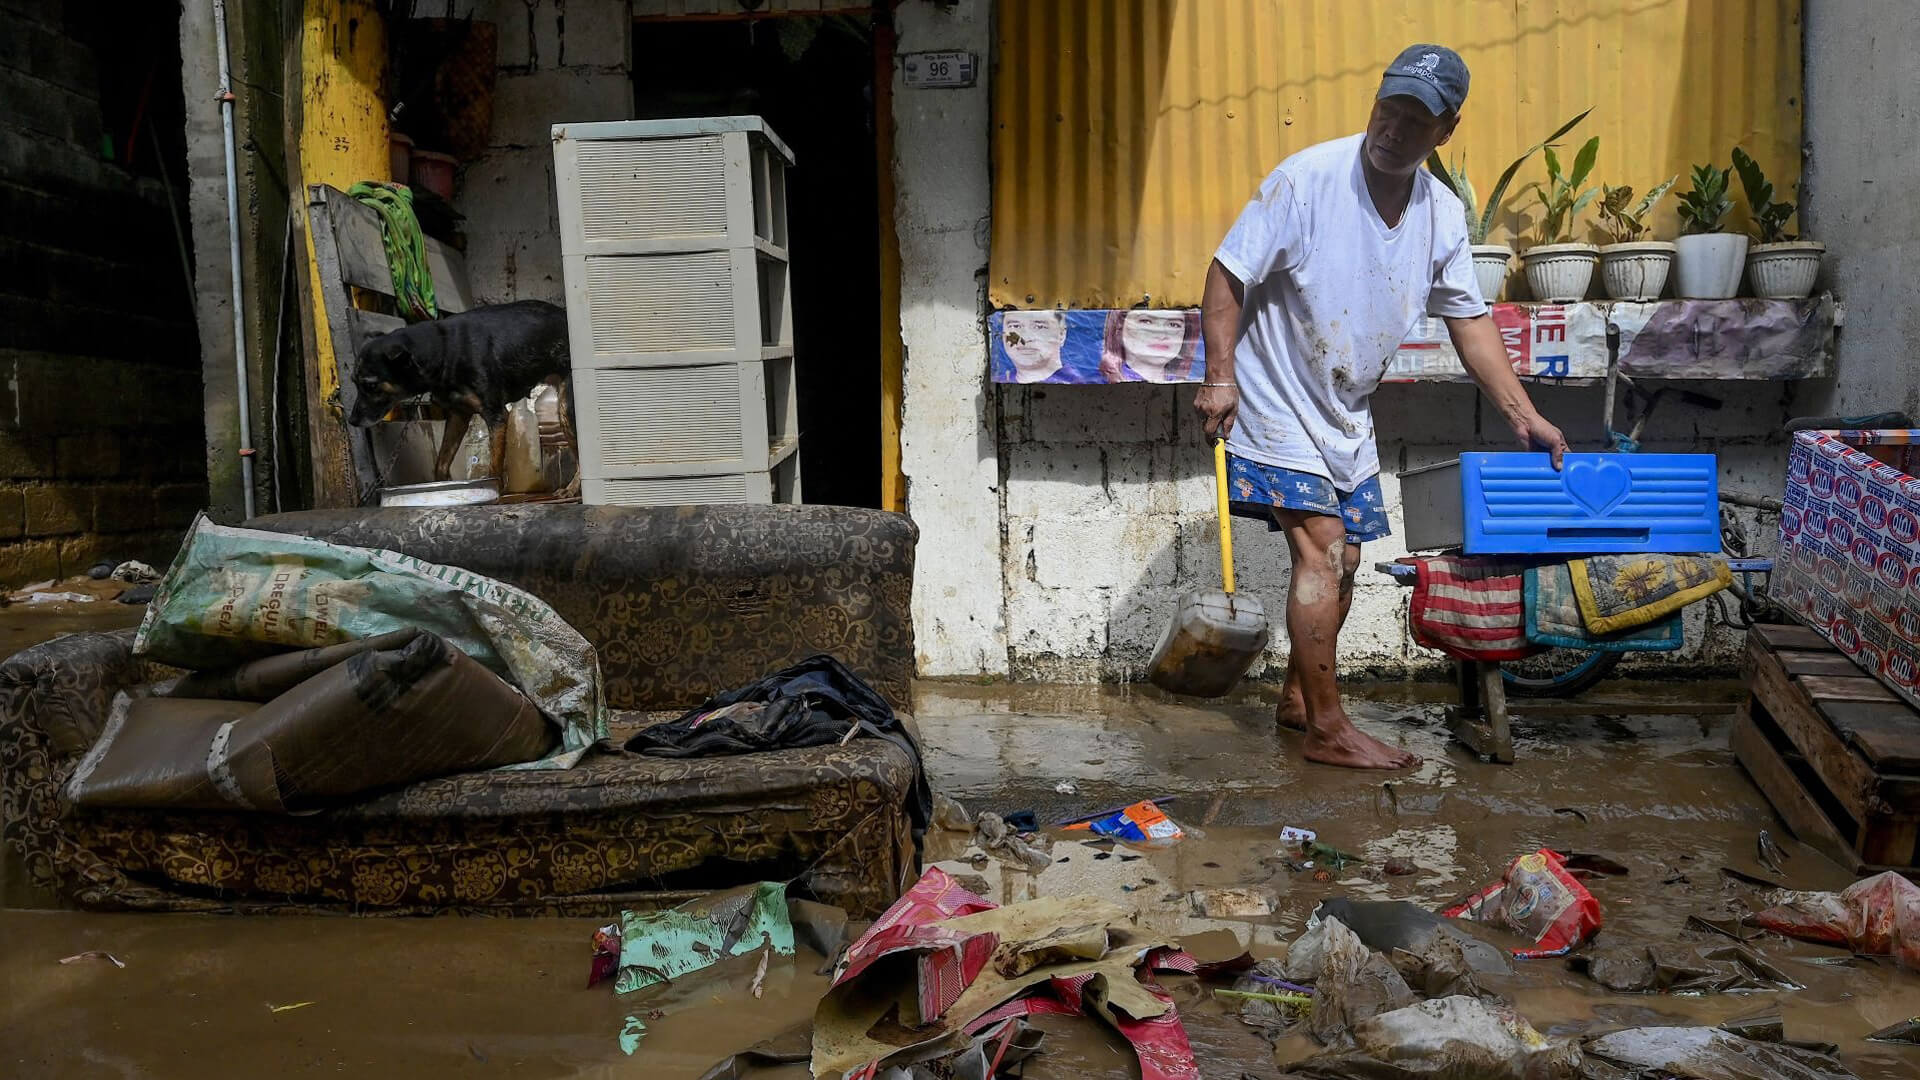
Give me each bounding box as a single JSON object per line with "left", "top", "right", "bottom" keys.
{"left": 1733, "top": 623, "right": 1920, "bottom": 874}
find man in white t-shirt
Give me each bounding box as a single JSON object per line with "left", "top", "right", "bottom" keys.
{"left": 1196, "top": 44, "right": 1568, "bottom": 770}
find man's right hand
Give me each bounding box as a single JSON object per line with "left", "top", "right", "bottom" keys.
{"left": 1194, "top": 382, "right": 1240, "bottom": 440}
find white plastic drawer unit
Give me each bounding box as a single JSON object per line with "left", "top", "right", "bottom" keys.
{"left": 553, "top": 117, "right": 800, "bottom": 505}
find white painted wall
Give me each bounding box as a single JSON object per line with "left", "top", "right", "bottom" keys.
{"left": 892, "top": 0, "right": 1009, "bottom": 676}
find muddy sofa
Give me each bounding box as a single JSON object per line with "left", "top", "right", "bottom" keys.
{"left": 0, "top": 505, "right": 920, "bottom": 917}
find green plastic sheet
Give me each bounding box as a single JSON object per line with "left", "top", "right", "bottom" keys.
{"left": 615, "top": 882, "right": 794, "bottom": 995}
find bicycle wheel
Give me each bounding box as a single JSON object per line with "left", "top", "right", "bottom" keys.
{"left": 1500, "top": 649, "right": 1622, "bottom": 697}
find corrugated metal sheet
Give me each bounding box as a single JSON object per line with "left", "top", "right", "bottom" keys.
{"left": 991, "top": 0, "right": 1804, "bottom": 309}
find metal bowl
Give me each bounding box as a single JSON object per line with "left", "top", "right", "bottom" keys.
{"left": 378, "top": 479, "right": 500, "bottom": 508}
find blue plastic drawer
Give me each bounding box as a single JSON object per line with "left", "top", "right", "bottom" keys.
{"left": 1400, "top": 452, "right": 1722, "bottom": 555}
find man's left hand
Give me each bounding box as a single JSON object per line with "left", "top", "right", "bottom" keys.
{"left": 1512, "top": 411, "right": 1569, "bottom": 469}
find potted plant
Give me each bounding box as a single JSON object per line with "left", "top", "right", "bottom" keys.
{"left": 1733, "top": 147, "right": 1824, "bottom": 299}
{"left": 1519, "top": 136, "right": 1601, "bottom": 302}
{"left": 1673, "top": 162, "right": 1746, "bottom": 298}
{"left": 1595, "top": 176, "right": 1677, "bottom": 300}
{"left": 1428, "top": 110, "right": 1591, "bottom": 303}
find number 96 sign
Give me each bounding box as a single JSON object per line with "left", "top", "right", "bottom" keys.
{"left": 902, "top": 51, "right": 977, "bottom": 89}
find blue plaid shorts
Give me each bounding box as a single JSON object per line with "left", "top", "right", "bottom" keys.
{"left": 1226, "top": 453, "right": 1391, "bottom": 544}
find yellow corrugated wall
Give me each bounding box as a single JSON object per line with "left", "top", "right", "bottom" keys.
{"left": 990, "top": 0, "right": 1803, "bottom": 309}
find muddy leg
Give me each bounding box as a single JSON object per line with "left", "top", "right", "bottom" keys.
{"left": 434, "top": 408, "right": 476, "bottom": 482}
{"left": 1275, "top": 508, "right": 1417, "bottom": 769}
{"left": 1278, "top": 526, "right": 1361, "bottom": 732}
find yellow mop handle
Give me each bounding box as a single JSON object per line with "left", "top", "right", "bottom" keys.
{"left": 1214, "top": 438, "right": 1235, "bottom": 594}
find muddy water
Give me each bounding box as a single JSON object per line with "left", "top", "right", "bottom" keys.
{"left": 915, "top": 682, "right": 1920, "bottom": 1078}
{"left": 3, "top": 677, "right": 1919, "bottom": 1076}
{"left": 0, "top": 583, "right": 144, "bottom": 657}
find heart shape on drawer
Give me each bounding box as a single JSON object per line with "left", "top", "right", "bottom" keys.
{"left": 1564, "top": 459, "right": 1630, "bottom": 516}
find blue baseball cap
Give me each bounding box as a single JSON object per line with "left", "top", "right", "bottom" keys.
{"left": 1379, "top": 44, "right": 1469, "bottom": 116}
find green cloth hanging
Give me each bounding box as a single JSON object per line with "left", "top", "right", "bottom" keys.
{"left": 346, "top": 180, "right": 439, "bottom": 322}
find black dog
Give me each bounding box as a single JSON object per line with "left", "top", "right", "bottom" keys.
{"left": 348, "top": 299, "right": 577, "bottom": 492}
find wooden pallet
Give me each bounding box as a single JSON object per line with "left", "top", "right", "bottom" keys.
{"left": 1731, "top": 623, "right": 1920, "bottom": 874}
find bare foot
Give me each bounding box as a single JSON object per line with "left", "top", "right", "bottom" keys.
{"left": 1302, "top": 715, "right": 1420, "bottom": 770}
{"left": 1276, "top": 683, "right": 1308, "bottom": 732}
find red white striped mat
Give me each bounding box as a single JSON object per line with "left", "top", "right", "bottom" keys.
{"left": 1407, "top": 556, "right": 1542, "bottom": 662}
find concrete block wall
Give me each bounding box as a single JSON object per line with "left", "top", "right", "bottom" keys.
{"left": 0, "top": 2, "right": 206, "bottom": 587}
{"left": 452, "top": 0, "right": 633, "bottom": 305}
{"left": 998, "top": 380, "right": 1791, "bottom": 681}
{"left": 1799, "top": 0, "right": 1920, "bottom": 422}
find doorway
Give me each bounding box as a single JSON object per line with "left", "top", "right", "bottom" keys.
{"left": 632, "top": 13, "right": 883, "bottom": 510}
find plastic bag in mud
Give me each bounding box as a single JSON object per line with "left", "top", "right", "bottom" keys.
{"left": 1441, "top": 849, "right": 1601, "bottom": 959}
{"left": 134, "top": 513, "right": 606, "bottom": 769}
{"left": 1583, "top": 1026, "right": 1857, "bottom": 1080}
{"left": 1750, "top": 871, "right": 1920, "bottom": 973}
{"left": 1283, "top": 996, "right": 1582, "bottom": 1080}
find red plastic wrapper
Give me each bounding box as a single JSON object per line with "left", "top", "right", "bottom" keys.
{"left": 1441, "top": 849, "right": 1602, "bottom": 959}
{"left": 587, "top": 922, "right": 621, "bottom": 989}
{"left": 1751, "top": 871, "right": 1920, "bottom": 971}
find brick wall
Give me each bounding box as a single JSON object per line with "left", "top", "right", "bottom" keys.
{"left": 0, "top": 1, "right": 206, "bottom": 587}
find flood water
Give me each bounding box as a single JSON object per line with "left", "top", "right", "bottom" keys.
{"left": 3, "top": 607, "right": 1919, "bottom": 1078}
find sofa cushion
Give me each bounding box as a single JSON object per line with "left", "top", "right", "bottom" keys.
{"left": 248, "top": 505, "right": 918, "bottom": 713}
{"left": 3, "top": 632, "right": 919, "bottom": 918}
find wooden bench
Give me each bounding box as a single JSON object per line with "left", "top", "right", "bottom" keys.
{"left": 1732, "top": 622, "right": 1920, "bottom": 875}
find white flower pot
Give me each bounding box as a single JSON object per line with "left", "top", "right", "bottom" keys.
{"left": 1598, "top": 241, "right": 1676, "bottom": 301}
{"left": 1471, "top": 244, "right": 1513, "bottom": 303}
{"left": 1520, "top": 243, "right": 1599, "bottom": 302}
{"left": 1674, "top": 232, "right": 1749, "bottom": 299}
{"left": 1746, "top": 240, "right": 1825, "bottom": 299}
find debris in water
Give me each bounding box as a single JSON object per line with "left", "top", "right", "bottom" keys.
{"left": 1306, "top": 841, "right": 1363, "bottom": 870}
{"left": 974, "top": 811, "right": 1053, "bottom": 872}
{"left": 749, "top": 947, "right": 770, "bottom": 999}
{"left": 1552, "top": 807, "right": 1589, "bottom": 823}
{"left": 1750, "top": 871, "right": 1920, "bottom": 971}
{"left": 1571, "top": 941, "right": 1802, "bottom": 993}
{"left": 1280, "top": 825, "right": 1318, "bottom": 846}
{"left": 619, "top": 1015, "right": 647, "bottom": 1055}
{"left": 1053, "top": 780, "right": 1078, "bottom": 794}
{"left": 1384, "top": 857, "right": 1417, "bottom": 876}
{"left": 1214, "top": 988, "right": 1311, "bottom": 1010}
{"left": 1190, "top": 887, "right": 1277, "bottom": 918}
{"left": 612, "top": 881, "right": 793, "bottom": 994}
{"left": 269, "top": 1001, "right": 315, "bottom": 1014}
{"left": 57, "top": 951, "right": 124, "bottom": 968}
{"left": 929, "top": 791, "right": 975, "bottom": 834}
{"left": 1866, "top": 1017, "right": 1920, "bottom": 1043}
{"left": 110, "top": 560, "right": 160, "bottom": 584}
{"left": 1312, "top": 869, "right": 1334, "bottom": 883}
{"left": 587, "top": 923, "right": 621, "bottom": 988}
{"left": 1061, "top": 800, "right": 1184, "bottom": 847}
{"left": 1758, "top": 830, "right": 1789, "bottom": 876}
{"left": 1443, "top": 849, "right": 1602, "bottom": 959}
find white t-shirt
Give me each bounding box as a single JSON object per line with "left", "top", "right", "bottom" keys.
{"left": 1213, "top": 133, "right": 1486, "bottom": 490}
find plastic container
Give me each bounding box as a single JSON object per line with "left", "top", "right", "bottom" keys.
{"left": 503, "top": 397, "right": 544, "bottom": 494}
{"left": 1399, "top": 452, "right": 1722, "bottom": 555}
{"left": 1146, "top": 590, "right": 1271, "bottom": 697}
{"left": 379, "top": 478, "right": 500, "bottom": 507}
{"left": 409, "top": 149, "right": 458, "bottom": 200}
